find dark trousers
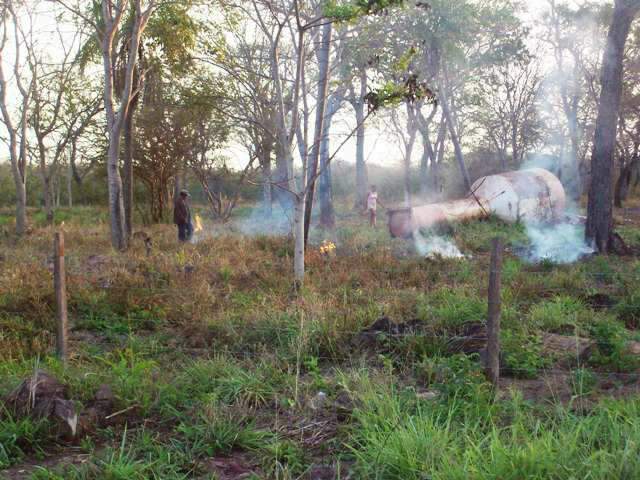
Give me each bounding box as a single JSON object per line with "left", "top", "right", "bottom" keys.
{"left": 178, "top": 222, "right": 193, "bottom": 242}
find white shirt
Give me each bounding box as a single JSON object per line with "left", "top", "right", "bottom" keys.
{"left": 367, "top": 192, "right": 378, "bottom": 210}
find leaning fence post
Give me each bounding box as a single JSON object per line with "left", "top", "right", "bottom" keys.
{"left": 54, "top": 231, "right": 69, "bottom": 364}
{"left": 486, "top": 237, "right": 503, "bottom": 388}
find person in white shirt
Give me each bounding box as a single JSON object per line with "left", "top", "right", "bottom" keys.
{"left": 367, "top": 185, "right": 384, "bottom": 227}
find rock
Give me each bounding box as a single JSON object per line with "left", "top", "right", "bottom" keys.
{"left": 542, "top": 333, "right": 593, "bottom": 361}
{"left": 3, "top": 371, "right": 78, "bottom": 438}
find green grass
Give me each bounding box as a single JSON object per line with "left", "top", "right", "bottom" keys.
{"left": 0, "top": 414, "right": 54, "bottom": 469}
{"left": 3, "top": 205, "right": 640, "bottom": 478}
{"left": 346, "top": 372, "right": 640, "bottom": 480}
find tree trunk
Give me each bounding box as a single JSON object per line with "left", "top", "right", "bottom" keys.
{"left": 586, "top": 0, "right": 639, "bottom": 252}
{"left": 36, "top": 136, "right": 54, "bottom": 223}
{"left": 55, "top": 175, "right": 61, "bottom": 209}
{"left": 319, "top": 103, "right": 337, "bottom": 228}
{"left": 439, "top": 81, "right": 472, "bottom": 192}
{"left": 614, "top": 161, "right": 631, "bottom": 208}
{"left": 107, "top": 136, "right": 127, "bottom": 250}
{"left": 262, "top": 143, "right": 273, "bottom": 216}
{"left": 564, "top": 112, "right": 582, "bottom": 200}
{"left": 43, "top": 176, "right": 54, "bottom": 223}
{"left": 293, "top": 195, "right": 306, "bottom": 287}
{"left": 417, "top": 107, "right": 437, "bottom": 197}
{"left": 304, "top": 22, "right": 332, "bottom": 246}
{"left": 404, "top": 105, "right": 418, "bottom": 207}
{"left": 14, "top": 174, "right": 27, "bottom": 235}
{"left": 432, "top": 113, "right": 447, "bottom": 196}
{"left": 67, "top": 159, "right": 73, "bottom": 208}
{"left": 274, "top": 144, "right": 295, "bottom": 212}
{"left": 614, "top": 151, "right": 637, "bottom": 208}
{"left": 123, "top": 95, "right": 137, "bottom": 239}
{"left": 354, "top": 69, "right": 368, "bottom": 209}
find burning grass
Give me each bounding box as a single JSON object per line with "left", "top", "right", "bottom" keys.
{"left": 3, "top": 205, "right": 640, "bottom": 478}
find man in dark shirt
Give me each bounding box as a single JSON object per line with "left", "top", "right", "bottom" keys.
{"left": 173, "top": 190, "right": 193, "bottom": 242}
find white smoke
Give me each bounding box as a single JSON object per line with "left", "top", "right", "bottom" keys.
{"left": 231, "top": 204, "right": 293, "bottom": 236}
{"left": 522, "top": 220, "right": 594, "bottom": 264}
{"left": 414, "top": 229, "right": 467, "bottom": 259}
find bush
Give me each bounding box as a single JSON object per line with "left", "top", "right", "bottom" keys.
{"left": 501, "top": 330, "right": 550, "bottom": 379}
{"left": 589, "top": 318, "right": 639, "bottom": 372}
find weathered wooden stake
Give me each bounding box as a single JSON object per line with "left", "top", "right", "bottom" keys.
{"left": 54, "top": 231, "right": 68, "bottom": 363}
{"left": 486, "top": 237, "right": 503, "bottom": 388}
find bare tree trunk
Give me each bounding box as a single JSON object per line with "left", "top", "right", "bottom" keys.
{"left": 404, "top": 105, "right": 418, "bottom": 207}
{"left": 417, "top": 106, "right": 437, "bottom": 197}
{"left": 419, "top": 134, "right": 434, "bottom": 197}
{"left": 354, "top": 70, "right": 368, "bottom": 209}
{"left": 123, "top": 96, "right": 137, "bottom": 239}
{"left": 614, "top": 161, "right": 630, "bottom": 208}
{"left": 304, "top": 22, "right": 332, "bottom": 246}
{"left": 67, "top": 159, "right": 73, "bottom": 208}
{"left": 55, "top": 174, "right": 61, "bottom": 209}
{"left": 432, "top": 113, "right": 447, "bottom": 196}
{"left": 439, "top": 81, "right": 472, "bottom": 192}
{"left": 319, "top": 104, "right": 336, "bottom": 228}
{"left": 274, "top": 145, "right": 295, "bottom": 212}
{"left": 106, "top": 138, "right": 127, "bottom": 248}
{"left": 0, "top": 4, "right": 29, "bottom": 236}
{"left": 565, "top": 113, "right": 582, "bottom": 199}
{"left": 36, "top": 138, "right": 54, "bottom": 223}
{"left": 586, "top": 0, "right": 640, "bottom": 252}
{"left": 262, "top": 142, "right": 273, "bottom": 216}
{"left": 14, "top": 173, "right": 27, "bottom": 234}
{"left": 293, "top": 195, "right": 305, "bottom": 287}
{"left": 100, "top": 0, "right": 152, "bottom": 251}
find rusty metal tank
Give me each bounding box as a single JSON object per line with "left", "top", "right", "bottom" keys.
{"left": 388, "top": 168, "right": 566, "bottom": 239}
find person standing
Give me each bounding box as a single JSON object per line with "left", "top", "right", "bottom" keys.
{"left": 173, "top": 190, "right": 193, "bottom": 242}
{"left": 367, "top": 185, "right": 384, "bottom": 227}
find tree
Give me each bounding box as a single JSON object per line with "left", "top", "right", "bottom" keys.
{"left": 0, "top": 1, "right": 32, "bottom": 236}
{"left": 200, "top": 11, "right": 279, "bottom": 216}
{"left": 472, "top": 57, "right": 542, "bottom": 170}
{"left": 388, "top": 103, "right": 419, "bottom": 206}
{"left": 614, "top": 22, "right": 640, "bottom": 207}
{"left": 303, "top": 21, "right": 332, "bottom": 245}
{"left": 26, "top": 12, "right": 102, "bottom": 222}
{"left": 542, "top": 0, "right": 607, "bottom": 198}
{"left": 58, "top": 0, "right": 157, "bottom": 249}
{"left": 586, "top": 0, "right": 640, "bottom": 252}
{"left": 100, "top": 0, "right": 155, "bottom": 250}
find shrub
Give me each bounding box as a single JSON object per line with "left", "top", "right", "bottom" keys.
{"left": 589, "top": 318, "right": 639, "bottom": 372}
{"left": 501, "top": 330, "right": 550, "bottom": 379}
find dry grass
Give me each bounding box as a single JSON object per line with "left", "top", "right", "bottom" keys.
{"left": 3, "top": 206, "right": 640, "bottom": 478}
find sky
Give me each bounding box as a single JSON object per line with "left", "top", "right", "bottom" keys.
{"left": 0, "top": 0, "right": 609, "bottom": 171}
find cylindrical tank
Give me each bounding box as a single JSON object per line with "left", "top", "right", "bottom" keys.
{"left": 388, "top": 168, "right": 566, "bottom": 239}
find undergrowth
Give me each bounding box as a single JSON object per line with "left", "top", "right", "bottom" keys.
{"left": 2, "top": 206, "right": 640, "bottom": 478}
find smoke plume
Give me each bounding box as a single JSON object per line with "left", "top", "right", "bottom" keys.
{"left": 522, "top": 221, "right": 594, "bottom": 264}
{"left": 414, "top": 229, "right": 467, "bottom": 259}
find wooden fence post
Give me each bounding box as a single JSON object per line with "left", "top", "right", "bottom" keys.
{"left": 486, "top": 237, "right": 503, "bottom": 388}
{"left": 54, "top": 231, "right": 68, "bottom": 364}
